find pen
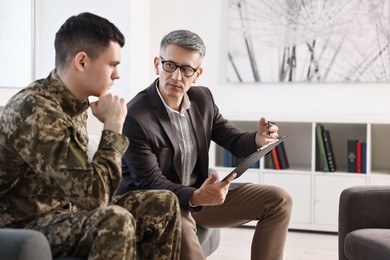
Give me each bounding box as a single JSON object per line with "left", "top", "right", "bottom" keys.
{"left": 267, "top": 121, "right": 275, "bottom": 136}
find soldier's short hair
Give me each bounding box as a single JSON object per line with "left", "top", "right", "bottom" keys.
{"left": 54, "top": 12, "right": 125, "bottom": 69}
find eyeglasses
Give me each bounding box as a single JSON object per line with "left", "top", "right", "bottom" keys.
{"left": 159, "top": 56, "right": 199, "bottom": 77}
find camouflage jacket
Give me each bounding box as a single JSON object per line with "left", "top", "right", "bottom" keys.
{"left": 0, "top": 70, "right": 129, "bottom": 227}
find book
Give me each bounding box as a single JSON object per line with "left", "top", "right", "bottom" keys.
{"left": 322, "top": 129, "right": 337, "bottom": 172}
{"left": 265, "top": 152, "right": 274, "bottom": 169}
{"left": 276, "top": 141, "right": 289, "bottom": 169}
{"left": 356, "top": 141, "right": 362, "bottom": 173}
{"left": 223, "top": 149, "right": 233, "bottom": 167}
{"left": 251, "top": 159, "right": 260, "bottom": 169}
{"left": 271, "top": 148, "right": 281, "bottom": 169}
{"left": 316, "top": 124, "right": 329, "bottom": 172}
{"left": 362, "top": 142, "right": 367, "bottom": 174}
{"left": 347, "top": 139, "right": 357, "bottom": 173}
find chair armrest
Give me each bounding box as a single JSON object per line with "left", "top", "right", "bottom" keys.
{"left": 339, "top": 185, "right": 390, "bottom": 260}
{"left": 0, "top": 228, "right": 52, "bottom": 260}
{"left": 197, "top": 226, "right": 220, "bottom": 257}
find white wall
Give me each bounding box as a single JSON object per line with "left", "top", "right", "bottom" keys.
{"left": 35, "top": 0, "right": 132, "bottom": 98}
{"left": 34, "top": 0, "right": 154, "bottom": 134}
{"left": 1, "top": 0, "right": 389, "bottom": 133}
{"left": 147, "top": 0, "right": 390, "bottom": 123}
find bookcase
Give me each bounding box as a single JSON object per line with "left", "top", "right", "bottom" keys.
{"left": 211, "top": 116, "right": 390, "bottom": 232}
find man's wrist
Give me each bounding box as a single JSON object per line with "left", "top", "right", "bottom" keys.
{"left": 188, "top": 200, "right": 202, "bottom": 212}
{"left": 189, "top": 200, "right": 198, "bottom": 207}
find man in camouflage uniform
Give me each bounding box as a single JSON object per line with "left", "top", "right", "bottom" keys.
{"left": 0, "top": 12, "right": 181, "bottom": 260}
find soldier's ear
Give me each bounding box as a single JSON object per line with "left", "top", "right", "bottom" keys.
{"left": 74, "top": 52, "right": 88, "bottom": 72}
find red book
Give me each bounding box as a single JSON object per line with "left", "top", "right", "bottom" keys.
{"left": 356, "top": 141, "right": 362, "bottom": 173}
{"left": 271, "top": 148, "right": 281, "bottom": 170}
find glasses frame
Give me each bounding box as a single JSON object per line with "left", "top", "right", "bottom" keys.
{"left": 159, "top": 56, "right": 199, "bottom": 77}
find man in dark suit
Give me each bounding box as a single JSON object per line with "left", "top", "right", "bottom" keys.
{"left": 119, "top": 29, "right": 292, "bottom": 260}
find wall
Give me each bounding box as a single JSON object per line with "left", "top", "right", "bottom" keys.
{"left": 147, "top": 0, "right": 390, "bottom": 123}
{"left": 33, "top": 0, "right": 152, "bottom": 134}
{"left": 1, "top": 0, "right": 389, "bottom": 134}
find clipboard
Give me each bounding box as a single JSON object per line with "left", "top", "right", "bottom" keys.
{"left": 221, "top": 135, "right": 288, "bottom": 182}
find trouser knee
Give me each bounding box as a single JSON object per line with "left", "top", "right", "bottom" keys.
{"left": 144, "top": 190, "right": 180, "bottom": 216}
{"left": 272, "top": 187, "right": 293, "bottom": 217}
{"left": 76, "top": 205, "right": 136, "bottom": 259}
{"left": 92, "top": 205, "right": 136, "bottom": 240}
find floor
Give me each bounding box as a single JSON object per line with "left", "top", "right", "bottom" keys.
{"left": 208, "top": 227, "right": 338, "bottom": 260}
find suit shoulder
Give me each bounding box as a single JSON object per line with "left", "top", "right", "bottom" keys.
{"left": 126, "top": 87, "right": 156, "bottom": 119}
{"left": 187, "top": 86, "right": 213, "bottom": 99}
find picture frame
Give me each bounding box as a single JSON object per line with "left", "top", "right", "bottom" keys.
{"left": 228, "top": 0, "right": 390, "bottom": 83}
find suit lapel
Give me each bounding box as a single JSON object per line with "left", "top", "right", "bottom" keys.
{"left": 148, "top": 84, "right": 183, "bottom": 182}
{"left": 187, "top": 102, "right": 209, "bottom": 179}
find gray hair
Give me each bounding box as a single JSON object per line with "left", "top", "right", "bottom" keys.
{"left": 159, "top": 30, "right": 206, "bottom": 59}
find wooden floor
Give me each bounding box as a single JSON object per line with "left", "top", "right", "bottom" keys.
{"left": 208, "top": 227, "right": 338, "bottom": 260}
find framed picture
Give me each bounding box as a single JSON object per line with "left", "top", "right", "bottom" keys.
{"left": 228, "top": 0, "right": 390, "bottom": 83}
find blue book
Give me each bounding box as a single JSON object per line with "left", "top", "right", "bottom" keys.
{"left": 223, "top": 149, "right": 233, "bottom": 167}
{"left": 362, "top": 142, "right": 367, "bottom": 174}
{"left": 251, "top": 160, "right": 260, "bottom": 169}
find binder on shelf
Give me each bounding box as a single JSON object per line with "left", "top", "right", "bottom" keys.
{"left": 356, "top": 141, "right": 362, "bottom": 173}
{"left": 276, "top": 142, "right": 289, "bottom": 169}
{"left": 362, "top": 142, "right": 367, "bottom": 173}
{"left": 251, "top": 159, "right": 260, "bottom": 169}
{"left": 347, "top": 139, "right": 366, "bottom": 174}
{"left": 316, "top": 124, "right": 329, "bottom": 172}
{"left": 271, "top": 148, "right": 281, "bottom": 170}
{"left": 347, "top": 139, "right": 357, "bottom": 173}
{"left": 223, "top": 149, "right": 233, "bottom": 167}
{"left": 265, "top": 153, "right": 274, "bottom": 169}
{"left": 322, "top": 129, "right": 337, "bottom": 172}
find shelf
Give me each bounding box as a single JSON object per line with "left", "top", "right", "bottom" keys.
{"left": 371, "top": 124, "right": 390, "bottom": 173}
{"left": 211, "top": 119, "right": 390, "bottom": 232}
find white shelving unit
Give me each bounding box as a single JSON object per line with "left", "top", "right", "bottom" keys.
{"left": 211, "top": 116, "right": 390, "bottom": 232}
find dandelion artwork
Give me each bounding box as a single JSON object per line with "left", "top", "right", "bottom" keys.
{"left": 228, "top": 0, "right": 390, "bottom": 82}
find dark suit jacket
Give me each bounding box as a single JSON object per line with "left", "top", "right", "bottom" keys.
{"left": 118, "top": 79, "right": 258, "bottom": 210}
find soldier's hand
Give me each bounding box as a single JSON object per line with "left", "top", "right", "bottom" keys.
{"left": 90, "top": 93, "right": 127, "bottom": 133}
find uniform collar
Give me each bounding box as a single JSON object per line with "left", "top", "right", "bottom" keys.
{"left": 43, "top": 70, "right": 90, "bottom": 117}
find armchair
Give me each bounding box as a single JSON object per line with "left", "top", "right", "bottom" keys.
{"left": 339, "top": 185, "right": 390, "bottom": 260}
{"left": 0, "top": 226, "right": 219, "bottom": 260}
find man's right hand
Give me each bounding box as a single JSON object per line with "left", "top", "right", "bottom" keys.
{"left": 189, "top": 171, "right": 236, "bottom": 207}
{"left": 90, "top": 93, "right": 127, "bottom": 133}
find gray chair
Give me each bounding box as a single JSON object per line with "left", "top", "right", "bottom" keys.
{"left": 0, "top": 226, "right": 219, "bottom": 259}
{"left": 339, "top": 185, "right": 390, "bottom": 260}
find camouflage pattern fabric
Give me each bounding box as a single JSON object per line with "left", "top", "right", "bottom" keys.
{"left": 113, "top": 190, "right": 181, "bottom": 260}
{"left": 0, "top": 70, "right": 181, "bottom": 259}
{"left": 25, "top": 190, "right": 181, "bottom": 259}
